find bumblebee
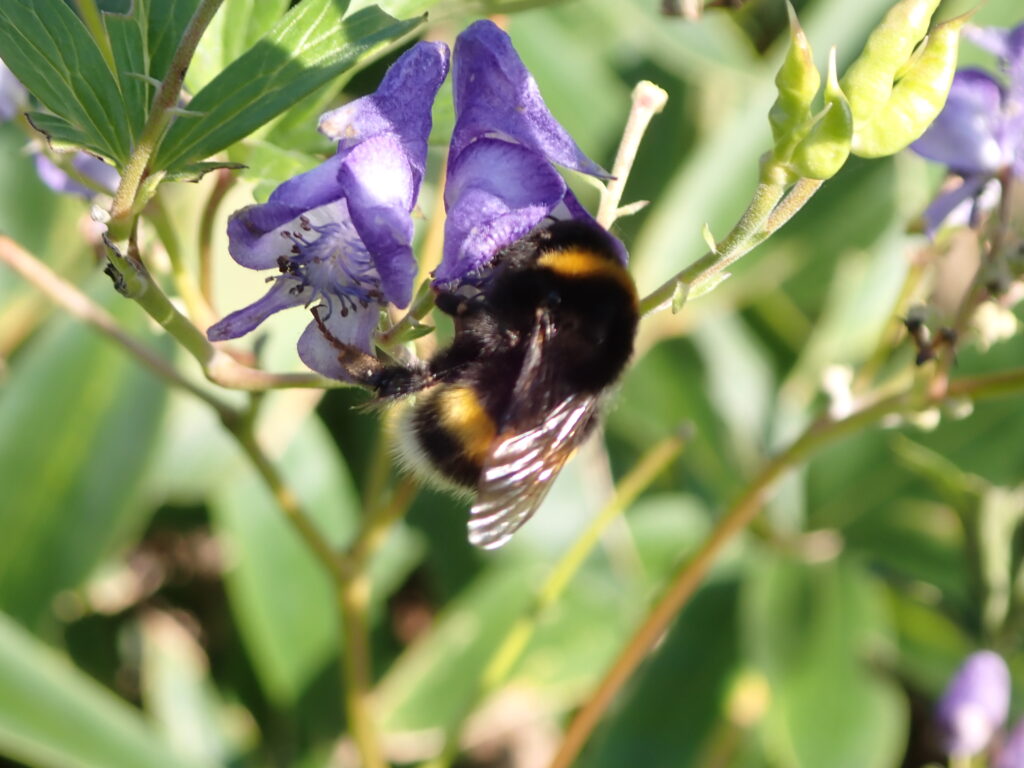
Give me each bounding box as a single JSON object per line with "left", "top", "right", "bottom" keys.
{"left": 315, "top": 219, "right": 638, "bottom": 549}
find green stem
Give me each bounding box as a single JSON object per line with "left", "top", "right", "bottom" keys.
{"left": 109, "top": 0, "right": 225, "bottom": 223}
{"left": 548, "top": 363, "right": 1024, "bottom": 768}
{"left": 103, "top": 233, "right": 343, "bottom": 390}
{"left": 638, "top": 177, "right": 822, "bottom": 315}
{"left": 0, "top": 235, "right": 235, "bottom": 419}
{"left": 197, "top": 168, "right": 235, "bottom": 307}
{"left": 233, "top": 420, "right": 346, "bottom": 582}
{"left": 421, "top": 434, "right": 684, "bottom": 768}
{"left": 149, "top": 194, "right": 216, "bottom": 328}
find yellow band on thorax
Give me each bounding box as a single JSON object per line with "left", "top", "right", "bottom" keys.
{"left": 536, "top": 248, "right": 637, "bottom": 301}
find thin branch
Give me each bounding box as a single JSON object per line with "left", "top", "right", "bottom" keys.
{"left": 420, "top": 433, "right": 684, "bottom": 768}
{"left": 110, "top": 0, "right": 226, "bottom": 222}
{"left": 198, "top": 167, "right": 235, "bottom": 308}
{"left": 597, "top": 81, "right": 668, "bottom": 229}
{"left": 548, "top": 365, "right": 1024, "bottom": 768}
{"left": 0, "top": 235, "right": 234, "bottom": 419}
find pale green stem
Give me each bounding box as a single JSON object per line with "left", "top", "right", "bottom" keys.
{"left": 548, "top": 366, "right": 1024, "bottom": 768}
{"left": 103, "top": 234, "right": 343, "bottom": 390}
{"left": 0, "top": 235, "right": 234, "bottom": 419}
{"left": 109, "top": 0, "right": 225, "bottom": 224}
{"left": 597, "top": 81, "right": 668, "bottom": 229}
{"left": 638, "top": 177, "right": 823, "bottom": 315}
{"left": 149, "top": 194, "right": 217, "bottom": 329}
{"left": 419, "top": 434, "right": 685, "bottom": 768}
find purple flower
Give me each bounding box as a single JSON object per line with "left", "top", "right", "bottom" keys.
{"left": 435, "top": 19, "right": 622, "bottom": 285}
{"left": 207, "top": 41, "right": 449, "bottom": 380}
{"left": 911, "top": 23, "right": 1024, "bottom": 236}
{"left": 936, "top": 650, "right": 1011, "bottom": 758}
{"left": 996, "top": 716, "right": 1024, "bottom": 768}
{"left": 33, "top": 152, "right": 120, "bottom": 198}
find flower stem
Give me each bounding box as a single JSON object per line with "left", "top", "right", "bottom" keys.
{"left": 149, "top": 194, "right": 217, "bottom": 329}
{"left": 547, "top": 365, "right": 1024, "bottom": 768}
{"left": 638, "top": 177, "right": 822, "bottom": 315}
{"left": 420, "top": 433, "right": 684, "bottom": 768}
{"left": 198, "top": 167, "right": 235, "bottom": 308}
{"left": 0, "top": 235, "right": 235, "bottom": 419}
{"left": 597, "top": 81, "right": 668, "bottom": 230}
{"left": 109, "top": 0, "right": 225, "bottom": 224}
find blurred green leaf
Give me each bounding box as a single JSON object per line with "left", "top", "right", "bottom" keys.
{"left": 581, "top": 579, "right": 742, "bottom": 768}
{"left": 154, "top": 1, "right": 422, "bottom": 172}
{"left": 742, "top": 554, "right": 907, "bottom": 768}
{"left": 0, "top": 0, "right": 133, "bottom": 164}
{"left": 187, "top": 0, "right": 289, "bottom": 93}
{"left": 377, "top": 565, "right": 540, "bottom": 732}
{"left": 0, "top": 611, "right": 202, "bottom": 768}
{"left": 211, "top": 414, "right": 359, "bottom": 706}
{"left": 140, "top": 610, "right": 250, "bottom": 766}
{"left": 0, "top": 296, "right": 168, "bottom": 629}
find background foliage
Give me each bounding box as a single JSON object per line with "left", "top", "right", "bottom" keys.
{"left": 0, "top": 0, "right": 1022, "bottom": 766}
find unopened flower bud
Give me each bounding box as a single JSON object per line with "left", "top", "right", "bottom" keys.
{"left": 791, "top": 48, "right": 852, "bottom": 179}
{"left": 769, "top": 2, "right": 820, "bottom": 154}
{"left": 841, "top": 0, "right": 964, "bottom": 158}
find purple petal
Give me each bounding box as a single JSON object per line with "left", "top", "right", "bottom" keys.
{"left": 438, "top": 138, "right": 566, "bottom": 283}
{"left": 911, "top": 70, "right": 1007, "bottom": 174}
{"left": 227, "top": 154, "right": 347, "bottom": 269}
{"left": 996, "top": 716, "right": 1024, "bottom": 768}
{"left": 339, "top": 133, "right": 418, "bottom": 306}
{"left": 319, "top": 40, "right": 449, "bottom": 183}
{"left": 921, "top": 175, "right": 995, "bottom": 237}
{"left": 33, "top": 152, "right": 119, "bottom": 197}
{"left": 936, "top": 650, "right": 1011, "bottom": 758}
{"left": 207, "top": 278, "right": 311, "bottom": 341}
{"left": 297, "top": 303, "right": 380, "bottom": 379}
{"left": 450, "top": 20, "right": 608, "bottom": 179}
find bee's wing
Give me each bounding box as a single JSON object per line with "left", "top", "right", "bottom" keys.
{"left": 467, "top": 310, "right": 601, "bottom": 549}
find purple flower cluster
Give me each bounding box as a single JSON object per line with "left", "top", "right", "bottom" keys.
{"left": 936, "top": 650, "right": 1024, "bottom": 766}
{"left": 208, "top": 21, "right": 618, "bottom": 380}
{"left": 911, "top": 23, "right": 1024, "bottom": 236}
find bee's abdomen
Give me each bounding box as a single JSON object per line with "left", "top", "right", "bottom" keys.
{"left": 408, "top": 385, "right": 497, "bottom": 487}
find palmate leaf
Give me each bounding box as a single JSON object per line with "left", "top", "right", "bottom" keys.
{"left": 0, "top": 0, "right": 133, "bottom": 164}
{"left": 153, "top": 0, "right": 423, "bottom": 173}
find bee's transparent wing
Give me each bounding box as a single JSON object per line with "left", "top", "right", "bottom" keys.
{"left": 468, "top": 309, "right": 601, "bottom": 549}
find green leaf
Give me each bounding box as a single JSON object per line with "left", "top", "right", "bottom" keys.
{"left": 104, "top": 4, "right": 150, "bottom": 140}
{"left": 581, "top": 580, "right": 742, "bottom": 768}
{"left": 140, "top": 611, "right": 247, "bottom": 766}
{"left": 0, "top": 294, "right": 169, "bottom": 630}
{"left": 210, "top": 414, "right": 359, "bottom": 707}
{"left": 0, "top": 0, "right": 133, "bottom": 164}
{"left": 154, "top": 1, "right": 423, "bottom": 172}
{"left": 742, "top": 554, "right": 907, "bottom": 768}
{"left": 24, "top": 112, "right": 107, "bottom": 156}
{"left": 147, "top": 0, "right": 203, "bottom": 86}
{"left": 163, "top": 160, "right": 246, "bottom": 183}
{"left": 0, "top": 611, "right": 203, "bottom": 768}
{"left": 377, "top": 565, "right": 540, "bottom": 732}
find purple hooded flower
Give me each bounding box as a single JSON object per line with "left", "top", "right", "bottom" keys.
{"left": 435, "top": 19, "right": 622, "bottom": 285}
{"left": 936, "top": 650, "right": 1011, "bottom": 758}
{"left": 207, "top": 41, "right": 449, "bottom": 380}
{"left": 911, "top": 22, "right": 1024, "bottom": 236}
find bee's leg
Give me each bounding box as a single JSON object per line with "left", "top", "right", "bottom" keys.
{"left": 311, "top": 307, "right": 433, "bottom": 397}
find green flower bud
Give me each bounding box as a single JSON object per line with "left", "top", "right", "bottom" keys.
{"left": 850, "top": 14, "right": 967, "bottom": 158}
{"left": 791, "top": 47, "right": 852, "bottom": 179}
{"left": 769, "top": 2, "right": 820, "bottom": 153}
